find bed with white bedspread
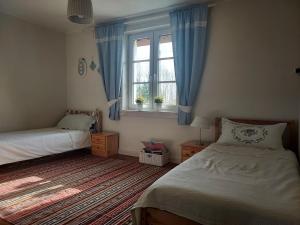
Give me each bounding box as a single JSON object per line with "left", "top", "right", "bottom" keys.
{"left": 132, "top": 118, "right": 300, "bottom": 225}
{"left": 0, "top": 128, "right": 91, "bottom": 165}
{"left": 132, "top": 143, "right": 300, "bottom": 225}
{"left": 0, "top": 109, "right": 102, "bottom": 166}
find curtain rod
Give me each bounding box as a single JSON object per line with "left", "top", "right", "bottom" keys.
{"left": 124, "top": 3, "right": 216, "bottom": 26}
{"left": 123, "top": 3, "right": 216, "bottom": 25}
{"left": 67, "top": 2, "right": 216, "bottom": 35}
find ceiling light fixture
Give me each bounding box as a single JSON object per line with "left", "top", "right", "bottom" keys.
{"left": 67, "top": 0, "right": 93, "bottom": 24}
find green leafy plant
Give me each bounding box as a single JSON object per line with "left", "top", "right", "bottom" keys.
{"left": 154, "top": 96, "right": 163, "bottom": 104}
{"left": 135, "top": 96, "right": 145, "bottom": 104}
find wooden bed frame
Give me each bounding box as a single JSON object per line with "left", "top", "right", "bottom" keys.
{"left": 66, "top": 109, "right": 103, "bottom": 132}
{"left": 0, "top": 109, "right": 103, "bottom": 225}
{"left": 140, "top": 117, "right": 299, "bottom": 225}
{"left": 215, "top": 118, "right": 299, "bottom": 158}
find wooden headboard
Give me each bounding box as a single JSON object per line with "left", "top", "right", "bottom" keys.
{"left": 66, "top": 109, "right": 102, "bottom": 132}
{"left": 215, "top": 118, "right": 299, "bottom": 158}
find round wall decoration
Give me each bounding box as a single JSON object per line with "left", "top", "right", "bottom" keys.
{"left": 78, "top": 58, "right": 87, "bottom": 77}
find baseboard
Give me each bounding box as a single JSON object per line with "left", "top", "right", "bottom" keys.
{"left": 118, "top": 149, "right": 139, "bottom": 158}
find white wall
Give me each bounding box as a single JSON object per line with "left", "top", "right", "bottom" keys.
{"left": 66, "top": 0, "right": 300, "bottom": 163}
{"left": 0, "top": 13, "right": 66, "bottom": 132}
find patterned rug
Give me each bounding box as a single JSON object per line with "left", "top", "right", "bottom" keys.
{"left": 0, "top": 152, "right": 172, "bottom": 225}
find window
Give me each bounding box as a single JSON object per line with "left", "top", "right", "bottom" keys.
{"left": 127, "top": 30, "right": 176, "bottom": 111}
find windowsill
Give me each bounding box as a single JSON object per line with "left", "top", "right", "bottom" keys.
{"left": 121, "top": 109, "right": 177, "bottom": 119}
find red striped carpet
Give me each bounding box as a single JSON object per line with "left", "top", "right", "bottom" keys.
{"left": 0, "top": 152, "right": 172, "bottom": 225}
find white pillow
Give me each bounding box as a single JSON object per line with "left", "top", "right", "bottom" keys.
{"left": 57, "top": 114, "right": 95, "bottom": 131}
{"left": 217, "top": 118, "right": 287, "bottom": 150}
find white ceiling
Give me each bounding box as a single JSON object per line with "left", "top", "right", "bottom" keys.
{"left": 0, "top": 0, "right": 210, "bottom": 33}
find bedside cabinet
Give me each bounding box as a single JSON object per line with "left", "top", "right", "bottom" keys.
{"left": 91, "top": 132, "right": 119, "bottom": 157}
{"left": 181, "top": 141, "right": 210, "bottom": 162}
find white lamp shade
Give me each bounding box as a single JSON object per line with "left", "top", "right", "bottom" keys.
{"left": 190, "top": 116, "right": 210, "bottom": 129}
{"left": 67, "top": 0, "right": 93, "bottom": 24}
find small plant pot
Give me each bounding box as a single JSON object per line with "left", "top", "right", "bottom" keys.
{"left": 137, "top": 104, "right": 143, "bottom": 111}
{"left": 154, "top": 103, "right": 162, "bottom": 111}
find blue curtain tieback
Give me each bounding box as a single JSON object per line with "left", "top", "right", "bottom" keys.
{"left": 178, "top": 105, "right": 192, "bottom": 113}
{"left": 108, "top": 97, "right": 121, "bottom": 108}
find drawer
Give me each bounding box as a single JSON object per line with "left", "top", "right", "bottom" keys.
{"left": 182, "top": 152, "right": 194, "bottom": 158}
{"left": 183, "top": 146, "right": 200, "bottom": 152}
{"left": 92, "top": 144, "right": 105, "bottom": 152}
{"left": 182, "top": 156, "right": 191, "bottom": 162}
{"left": 92, "top": 150, "right": 107, "bottom": 158}
{"left": 92, "top": 136, "right": 106, "bottom": 144}
{"left": 182, "top": 148, "right": 199, "bottom": 156}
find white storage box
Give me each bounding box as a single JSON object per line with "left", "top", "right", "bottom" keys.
{"left": 139, "top": 150, "right": 169, "bottom": 167}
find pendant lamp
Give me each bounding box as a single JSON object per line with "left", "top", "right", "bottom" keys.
{"left": 67, "top": 0, "right": 93, "bottom": 24}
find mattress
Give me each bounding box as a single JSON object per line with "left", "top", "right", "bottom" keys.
{"left": 0, "top": 128, "right": 91, "bottom": 165}
{"left": 132, "top": 143, "right": 300, "bottom": 225}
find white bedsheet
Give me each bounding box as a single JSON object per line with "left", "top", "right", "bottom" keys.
{"left": 132, "top": 144, "right": 300, "bottom": 225}
{"left": 0, "top": 128, "right": 91, "bottom": 165}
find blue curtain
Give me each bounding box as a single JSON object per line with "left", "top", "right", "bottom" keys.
{"left": 170, "top": 5, "right": 209, "bottom": 125}
{"left": 95, "top": 22, "right": 125, "bottom": 120}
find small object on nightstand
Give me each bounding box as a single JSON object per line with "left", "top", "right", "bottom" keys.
{"left": 91, "top": 132, "right": 119, "bottom": 157}
{"left": 181, "top": 141, "right": 210, "bottom": 162}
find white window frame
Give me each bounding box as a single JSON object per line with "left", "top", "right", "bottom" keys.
{"left": 126, "top": 29, "right": 177, "bottom": 112}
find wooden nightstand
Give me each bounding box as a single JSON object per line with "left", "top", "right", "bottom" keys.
{"left": 181, "top": 141, "right": 210, "bottom": 162}
{"left": 91, "top": 132, "right": 119, "bottom": 157}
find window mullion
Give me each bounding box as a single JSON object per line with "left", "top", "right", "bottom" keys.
{"left": 158, "top": 57, "right": 174, "bottom": 61}
{"left": 132, "top": 59, "right": 150, "bottom": 63}
{"left": 128, "top": 35, "right": 134, "bottom": 109}
{"left": 152, "top": 31, "right": 159, "bottom": 105}
{"left": 158, "top": 81, "right": 176, "bottom": 83}
{"left": 133, "top": 81, "right": 151, "bottom": 84}
{"left": 149, "top": 32, "right": 155, "bottom": 110}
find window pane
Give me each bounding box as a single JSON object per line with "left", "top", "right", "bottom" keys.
{"left": 133, "top": 62, "right": 150, "bottom": 82}
{"left": 133, "top": 83, "right": 150, "bottom": 104}
{"left": 159, "top": 83, "right": 177, "bottom": 105}
{"left": 158, "top": 59, "right": 175, "bottom": 81}
{"left": 133, "top": 38, "right": 150, "bottom": 61}
{"left": 159, "top": 35, "right": 173, "bottom": 58}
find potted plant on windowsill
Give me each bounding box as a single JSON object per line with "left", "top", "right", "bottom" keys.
{"left": 154, "top": 96, "right": 163, "bottom": 111}
{"left": 135, "top": 96, "right": 144, "bottom": 111}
